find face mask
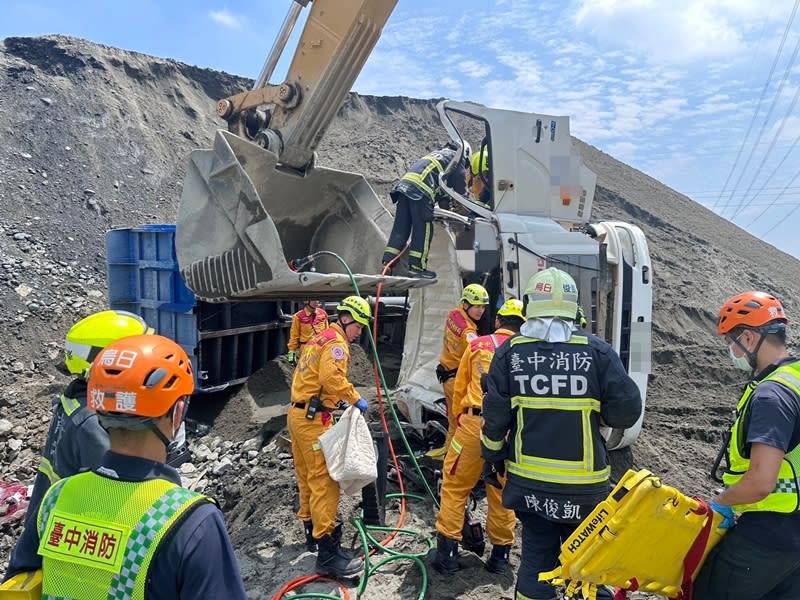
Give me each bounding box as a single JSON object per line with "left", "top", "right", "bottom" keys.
{"left": 728, "top": 344, "right": 752, "bottom": 371}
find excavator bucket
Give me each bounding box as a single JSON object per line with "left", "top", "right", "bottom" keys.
{"left": 176, "top": 130, "right": 428, "bottom": 301}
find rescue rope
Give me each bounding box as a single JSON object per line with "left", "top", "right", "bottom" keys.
{"left": 271, "top": 250, "right": 437, "bottom": 600}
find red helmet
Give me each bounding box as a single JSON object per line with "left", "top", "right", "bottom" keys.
{"left": 87, "top": 335, "right": 194, "bottom": 418}
{"left": 717, "top": 291, "right": 788, "bottom": 335}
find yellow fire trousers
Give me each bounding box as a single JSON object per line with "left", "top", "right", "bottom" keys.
{"left": 435, "top": 412, "right": 516, "bottom": 545}
{"left": 287, "top": 405, "right": 340, "bottom": 539}
{"left": 443, "top": 376, "right": 457, "bottom": 450}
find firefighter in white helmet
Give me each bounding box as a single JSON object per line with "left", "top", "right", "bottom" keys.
{"left": 480, "top": 268, "right": 641, "bottom": 600}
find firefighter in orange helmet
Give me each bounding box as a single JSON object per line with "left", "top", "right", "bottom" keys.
{"left": 429, "top": 299, "right": 524, "bottom": 576}
{"left": 17, "top": 335, "right": 246, "bottom": 598}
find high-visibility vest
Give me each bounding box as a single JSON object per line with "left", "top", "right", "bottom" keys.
{"left": 723, "top": 360, "right": 800, "bottom": 514}
{"left": 37, "top": 471, "right": 210, "bottom": 599}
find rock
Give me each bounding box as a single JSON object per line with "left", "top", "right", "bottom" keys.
{"left": 19, "top": 152, "right": 32, "bottom": 159}
{"left": 246, "top": 450, "right": 259, "bottom": 460}
{"left": 14, "top": 284, "right": 33, "bottom": 297}
{"left": 83, "top": 189, "right": 96, "bottom": 196}
{"left": 7, "top": 438, "right": 23, "bottom": 452}
{"left": 40, "top": 97, "right": 53, "bottom": 105}
{"left": 179, "top": 462, "right": 197, "bottom": 474}
{"left": 241, "top": 437, "right": 261, "bottom": 453}
{"left": 212, "top": 457, "right": 233, "bottom": 476}
{"left": 10, "top": 362, "right": 24, "bottom": 374}
{"left": 12, "top": 233, "right": 30, "bottom": 241}
{"left": 0, "top": 419, "right": 12, "bottom": 436}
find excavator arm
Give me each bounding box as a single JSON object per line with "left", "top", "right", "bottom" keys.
{"left": 217, "top": 0, "right": 396, "bottom": 169}
{"left": 175, "top": 0, "right": 426, "bottom": 301}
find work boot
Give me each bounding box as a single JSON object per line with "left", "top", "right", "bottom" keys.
{"left": 485, "top": 544, "right": 511, "bottom": 574}
{"left": 427, "top": 534, "right": 459, "bottom": 576}
{"left": 315, "top": 533, "right": 364, "bottom": 578}
{"left": 303, "top": 520, "right": 317, "bottom": 552}
{"left": 409, "top": 266, "right": 437, "bottom": 279}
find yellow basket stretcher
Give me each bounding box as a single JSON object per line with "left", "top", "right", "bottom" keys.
{"left": 539, "top": 469, "right": 726, "bottom": 600}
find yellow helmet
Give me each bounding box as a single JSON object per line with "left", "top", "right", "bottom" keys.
{"left": 461, "top": 283, "right": 489, "bottom": 306}
{"left": 64, "top": 310, "right": 154, "bottom": 376}
{"left": 336, "top": 296, "right": 372, "bottom": 326}
{"left": 470, "top": 147, "right": 489, "bottom": 176}
{"left": 524, "top": 268, "right": 579, "bottom": 319}
{"left": 497, "top": 298, "right": 524, "bottom": 320}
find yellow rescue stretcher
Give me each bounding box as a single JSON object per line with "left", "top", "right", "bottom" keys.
{"left": 0, "top": 570, "right": 42, "bottom": 600}
{"left": 539, "top": 469, "right": 726, "bottom": 600}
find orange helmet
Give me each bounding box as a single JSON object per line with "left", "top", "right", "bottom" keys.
{"left": 717, "top": 291, "right": 788, "bottom": 335}
{"left": 87, "top": 335, "right": 194, "bottom": 418}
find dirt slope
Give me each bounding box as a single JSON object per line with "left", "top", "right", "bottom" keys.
{"left": 1, "top": 35, "right": 799, "bottom": 598}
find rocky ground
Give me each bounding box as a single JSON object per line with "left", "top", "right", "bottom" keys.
{"left": 1, "top": 35, "right": 800, "bottom": 599}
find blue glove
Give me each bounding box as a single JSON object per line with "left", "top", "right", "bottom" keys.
{"left": 355, "top": 398, "right": 369, "bottom": 413}
{"left": 710, "top": 501, "right": 735, "bottom": 529}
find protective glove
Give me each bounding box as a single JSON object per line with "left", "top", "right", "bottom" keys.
{"left": 482, "top": 460, "right": 506, "bottom": 489}
{"left": 710, "top": 500, "right": 736, "bottom": 529}
{"left": 287, "top": 351, "right": 297, "bottom": 365}
{"left": 355, "top": 398, "right": 369, "bottom": 413}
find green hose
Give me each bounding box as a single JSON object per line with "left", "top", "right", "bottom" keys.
{"left": 307, "top": 251, "right": 441, "bottom": 600}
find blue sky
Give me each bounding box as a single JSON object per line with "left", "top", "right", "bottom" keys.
{"left": 3, "top": 0, "right": 800, "bottom": 259}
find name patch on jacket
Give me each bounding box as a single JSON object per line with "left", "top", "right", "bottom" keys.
{"left": 39, "top": 510, "right": 128, "bottom": 572}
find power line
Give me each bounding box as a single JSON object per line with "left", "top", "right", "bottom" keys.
{"left": 758, "top": 170, "right": 800, "bottom": 236}
{"left": 711, "top": 0, "right": 800, "bottom": 213}
{"left": 730, "top": 80, "right": 800, "bottom": 220}
{"left": 721, "top": 15, "right": 800, "bottom": 218}
{"left": 737, "top": 131, "right": 800, "bottom": 227}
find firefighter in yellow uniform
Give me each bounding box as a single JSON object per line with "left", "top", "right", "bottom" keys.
{"left": 287, "top": 296, "right": 371, "bottom": 579}
{"left": 431, "top": 283, "right": 490, "bottom": 457}
{"left": 286, "top": 300, "right": 329, "bottom": 364}
{"left": 429, "top": 299, "right": 525, "bottom": 576}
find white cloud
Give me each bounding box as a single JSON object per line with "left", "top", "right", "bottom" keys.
{"left": 572, "top": 0, "right": 769, "bottom": 63}
{"left": 209, "top": 9, "right": 245, "bottom": 29}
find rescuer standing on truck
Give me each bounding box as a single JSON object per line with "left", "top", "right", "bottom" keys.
{"left": 429, "top": 299, "right": 524, "bottom": 576}
{"left": 381, "top": 143, "right": 469, "bottom": 279}
{"left": 3, "top": 310, "right": 154, "bottom": 582}
{"left": 693, "top": 291, "right": 800, "bottom": 600}
{"left": 481, "top": 268, "right": 641, "bottom": 600}
{"left": 22, "top": 334, "right": 247, "bottom": 599}
{"left": 288, "top": 296, "right": 372, "bottom": 579}
{"left": 430, "top": 283, "right": 490, "bottom": 458}
{"left": 286, "top": 300, "right": 329, "bottom": 365}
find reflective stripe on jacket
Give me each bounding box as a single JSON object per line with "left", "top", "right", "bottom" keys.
{"left": 724, "top": 360, "right": 800, "bottom": 514}
{"left": 37, "top": 472, "right": 209, "bottom": 599}
{"left": 287, "top": 307, "right": 329, "bottom": 352}
{"left": 438, "top": 305, "right": 479, "bottom": 371}
{"left": 452, "top": 329, "right": 513, "bottom": 415}
{"left": 290, "top": 323, "right": 360, "bottom": 408}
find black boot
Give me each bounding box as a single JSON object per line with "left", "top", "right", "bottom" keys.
{"left": 427, "top": 534, "right": 459, "bottom": 576}
{"left": 315, "top": 533, "right": 364, "bottom": 578}
{"left": 303, "top": 521, "right": 317, "bottom": 552}
{"left": 409, "top": 266, "right": 437, "bottom": 280}
{"left": 485, "top": 544, "right": 511, "bottom": 574}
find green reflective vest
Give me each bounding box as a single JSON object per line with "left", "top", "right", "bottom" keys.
{"left": 505, "top": 334, "right": 610, "bottom": 486}
{"left": 723, "top": 360, "right": 800, "bottom": 514}
{"left": 37, "top": 471, "right": 210, "bottom": 599}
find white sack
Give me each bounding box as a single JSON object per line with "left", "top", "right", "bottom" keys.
{"left": 318, "top": 405, "right": 378, "bottom": 495}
